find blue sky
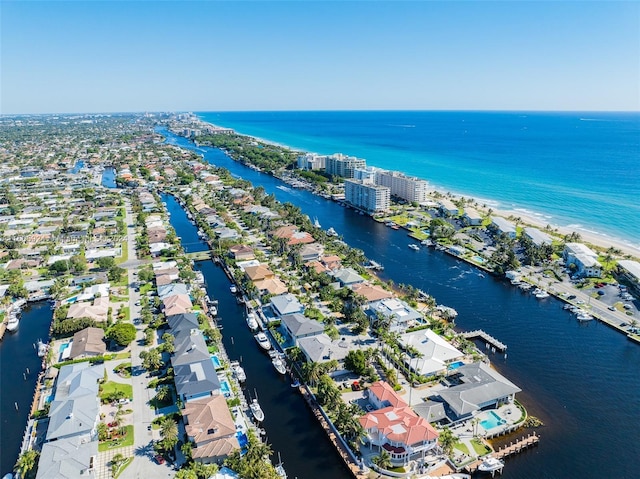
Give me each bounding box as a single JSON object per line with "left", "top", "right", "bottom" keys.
{"left": 2, "top": 1, "right": 638, "bottom": 113}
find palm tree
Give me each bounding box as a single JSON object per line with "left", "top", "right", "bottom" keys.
{"left": 301, "top": 361, "right": 323, "bottom": 387}
{"left": 438, "top": 426, "right": 456, "bottom": 457}
{"left": 155, "top": 384, "right": 172, "bottom": 404}
{"left": 160, "top": 416, "right": 179, "bottom": 452}
{"left": 372, "top": 449, "right": 393, "bottom": 470}
{"left": 15, "top": 449, "right": 39, "bottom": 478}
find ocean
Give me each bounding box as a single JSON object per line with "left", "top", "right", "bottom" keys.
{"left": 197, "top": 111, "right": 640, "bottom": 248}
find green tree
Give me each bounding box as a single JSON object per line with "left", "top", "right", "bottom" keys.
{"left": 438, "top": 426, "right": 456, "bottom": 457}
{"left": 345, "top": 349, "right": 367, "bottom": 375}
{"left": 372, "top": 449, "right": 393, "bottom": 470}
{"left": 160, "top": 416, "right": 179, "bottom": 452}
{"left": 139, "top": 348, "right": 162, "bottom": 373}
{"left": 15, "top": 449, "right": 39, "bottom": 478}
{"left": 96, "top": 256, "right": 116, "bottom": 269}
{"left": 107, "top": 323, "right": 137, "bottom": 347}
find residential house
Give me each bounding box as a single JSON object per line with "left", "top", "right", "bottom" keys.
{"left": 229, "top": 244, "right": 255, "bottom": 261}
{"left": 69, "top": 327, "right": 106, "bottom": 359}
{"left": 158, "top": 282, "right": 190, "bottom": 300}
{"left": 523, "top": 227, "right": 553, "bottom": 247}
{"left": 269, "top": 293, "right": 304, "bottom": 318}
{"left": 298, "top": 243, "right": 324, "bottom": 262}
{"left": 174, "top": 359, "right": 221, "bottom": 402}
{"left": 490, "top": 217, "right": 516, "bottom": 239}
{"left": 398, "top": 329, "right": 464, "bottom": 377}
{"left": 280, "top": 313, "right": 324, "bottom": 346}
{"left": 163, "top": 294, "right": 193, "bottom": 317}
{"left": 367, "top": 381, "right": 408, "bottom": 409}
{"left": 563, "top": 243, "right": 602, "bottom": 278}
{"left": 183, "top": 395, "right": 240, "bottom": 464}
{"left": 332, "top": 268, "right": 365, "bottom": 288}
{"left": 67, "top": 297, "right": 109, "bottom": 322}
{"left": 365, "top": 298, "right": 423, "bottom": 332}
{"left": 351, "top": 283, "right": 394, "bottom": 304}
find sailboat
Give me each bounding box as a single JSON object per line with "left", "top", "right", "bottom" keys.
{"left": 275, "top": 452, "right": 287, "bottom": 478}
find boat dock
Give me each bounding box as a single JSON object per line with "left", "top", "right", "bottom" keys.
{"left": 465, "top": 433, "right": 540, "bottom": 474}
{"left": 460, "top": 330, "right": 507, "bottom": 352}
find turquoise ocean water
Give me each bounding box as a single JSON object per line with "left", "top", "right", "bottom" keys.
{"left": 198, "top": 111, "right": 640, "bottom": 248}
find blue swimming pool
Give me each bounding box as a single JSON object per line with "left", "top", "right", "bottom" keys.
{"left": 219, "top": 378, "right": 231, "bottom": 397}
{"left": 210, "top": 354, "right": 222, "bottom": 369}
{"left": 480, "top": 410, "right": 506, "bottom": 430}
{"left": 236, "top": 431, "right": 248, "bottom": 449}
{"left": 65, "top": 296, "right": 78, "bottom": 304}
{"left": 448, "top": 361, "right": 464, "bottom": 370}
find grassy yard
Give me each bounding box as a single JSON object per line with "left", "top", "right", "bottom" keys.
{"left": 140, "top": 283, "right": 153, "bottom": 295}
{"left": 98, "top": 425, "right": 134, "bottom": 451}
{"left": 471, "top": 438, "right": 492, "bottom": 455}
{"left": 100, "top": 381, "right": 133, "bottom": 403}
{"left": 116, "top": 241, "right": 129, "bottom": 265}
{"left": 454, "top": 441, "right": 470, "bottom": 455}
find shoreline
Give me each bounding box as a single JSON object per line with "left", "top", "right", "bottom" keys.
{"left": 196, "top": 115, "right": 639, "bottom": 258}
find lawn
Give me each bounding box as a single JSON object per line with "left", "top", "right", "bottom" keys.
{"left": 140, "top": 283, "right": 153, "bottom": 295}
{"left": 98, "top": 425, "right": 134, "bottom": 451}
{"left": 471, "top": 438, "right": 492, "bottom": 455}
{"left": 454, "top": 441, "right": 470, "bottom": 455}
{"left": 100, "top": 381, "right": 133, "bottom": 403}
{"left": 116, "top": 241, "right": 129, "bottom": 265}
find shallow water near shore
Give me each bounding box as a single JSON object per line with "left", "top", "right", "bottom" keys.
{"left": 198, "top": 110, "right": 640, "bottom": 248}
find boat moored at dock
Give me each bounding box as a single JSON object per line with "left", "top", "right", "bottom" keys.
{"left": 250, "top": 398, "right": 264, "bottom": 422}
{"left": 254, "top": 332, "right": 272, "bottom": 351}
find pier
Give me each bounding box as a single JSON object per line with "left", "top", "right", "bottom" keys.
{"left": 465, "top": 433, "right": 540, "bottom": 474}
{"left": 184, "top": 250, "right": 215, "bottom": 261}
{"left": 460, "top": 330, "right": 507, "bottom": 352}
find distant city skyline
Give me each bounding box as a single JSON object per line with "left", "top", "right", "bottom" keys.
{"left": 2, "top": 0, "right": 639, "bottom": 114}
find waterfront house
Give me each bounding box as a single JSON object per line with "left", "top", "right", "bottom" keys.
{"left": 563, "top": 242, "right": 602, "bottom": 278}
{"left": 351, "top": 282, "right": 394, "bottom": 304}
{"left": 69, "top": 327, "right": 106, "bottom": 359}
{"left": 272, "top": 224, "right": 315, "bottom": 245}
{"left": 158, "top": 282, "right": 189, "bottom": 300}
{"left": 174, "top": 358, "right": 222, "bottom": 402}
{"left": 412, "top": 401, "right": 449, "bottom": 425}
{"left": 167, "top": 312, "right": 201, "bottom": 336}
{"left": 367, "top": 381, "right": 408, "bottom": 410}
{"left": 280, "top": 313, "right": 325, "bottom": 346}
{"left": 523, "top": 227, "right": 552, "bottom": 247}
{"left": 616, "top": 260, "right": 640, "bottom": 296}
{"left": 298, "top": 333, "right": 351, "bottom": 365}
{"left": 244, "top": 264, "right": 275, "bottom": 283}
{"left": 171, "top": 331, "right": 211, "bottom": 367}
{"left": 359, "top": 404, "right": 439, "bottom": 465}
{"left": 298, "top": 242, "right": 325, "bottom": 262}
{"left": 229, "top": 244, "right": 255, "bottom": 261}
{"left": 214, "top": 226, "right": 240, "bottom": 240}
{"left": 183, "top": 394, "right": 240, "bottom": 464}
{"left": 437, "top": 362, "right": 521, "bottom": 422}
{"left": 66, "top": 296, "right": 109, "bottom": 323}
{"left": 332, "top": 267, "right": 365, "bottom": 288}
{"left": 269, "top": 293, "right": 304, "bottom": 318}
{"left": 253, "top": 277, "right": 289, "bottom": 296}
{"left": 398, "top": 329, "right": 464, "bottom": 377}
{"left": 162, "top": 293, "right": 193, "bottom": 317}
{"left": 71, "top": 272, "right": 108, "bottom": 286}
{"left": 366, "top": 298, "right": 423, "bottom": 333}
{"left": 150, "top": 242, "right": 174, "bottom": 257}
{"left": 462, "top": 208, "right": 483, "bottom": 226}
{"left": 36, "top": 434, "right": 97, "bottom": 479}
{"left": 320, "top": 254, "right": 342, "bottom": 271}
{"left": 490, "top": 217, "right": 517, "bottom": 238}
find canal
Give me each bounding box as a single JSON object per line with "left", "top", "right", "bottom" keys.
{"left": 160, "top": 129, "right": 640, "bottom": 478}
{"left": 0, "top": 302, "right": 53, "bottom": 476}
{"left": 162, "top": 193, "right": 352, "bottom": 479}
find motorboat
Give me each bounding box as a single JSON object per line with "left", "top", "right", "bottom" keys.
{"left": 534, "top": 289, "right": 550, "bottom": 299}
{"left": 478, "top": 456, "right": 504, "bottom": 472}
{"left": 254, "top": 332, "right": 272, "bottom": 351}
{"left": 270, "top": 352, "right": 287, "bottom": 375}
{"left": 246, "top": 313, "right": 259, "bottom": 331}
{"left": 408, "top": 244, "right": 420, "bottom": 251}
{"left": 313, "top": 217, "right": 321, "bottom": 229}
{"left": 275, "top": 452, "right": 287, "bottom": 478}
{"left": 576, "top": 312, "right": 594, "bottom": 322}
{"left": 230, "top": 361, "right": 246, "bottom": 382}
{"left": 250, "top": 398, "right": 264, "bottom": 422}
{"left": 37, "top": 339, "right": 48, "bottom": 357}
{"left": 326, "top": 227, "right": 338, "bottom": 237}
{"left": 6, "top": 315, "right": 19, "bottom": 333}
{"left": 230, "top": 284, "right": 237, "bottom": 294}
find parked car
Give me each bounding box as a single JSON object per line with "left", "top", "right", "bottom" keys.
{"left": 155, "top": 454, "right": 165, "bottom": 465}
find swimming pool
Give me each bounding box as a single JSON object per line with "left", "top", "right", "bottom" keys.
{"left": 210, "top": 354, "right": 222, "bottom": 369}
{"left": 64, "top": 296, "right": 78, "bottom": 304}
{"left": 219, "top": 379, "right": 231, "bottom": 397}
{"left": 236, "top": 431, "right": 248, "bottom": 449}
{"left": 59, "top": 342, "right": 72, "bottom": 360}
{"left": 480, "top": 410, "right": 506, "bottom": 430}
{"left": 472, "top": 255, "right": 486, "bottom": 264}
{"left": 448, "top": 361, "right": 464, "bottom": 370}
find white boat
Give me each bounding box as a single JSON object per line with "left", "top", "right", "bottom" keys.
{"left": 250, "top": 398, "right": 264, "bottom": 422}
{"left": 421, "top": 239, "right": 433, "bottom": 246}
{"left": 534, "top": 289, "right": 550, "bottom": 299}
{"left": 478, "top": 456, "right": 504, "bottom": 473}
{"left": 275, "top": 453, "right": 287, "bottom": 478}
{"left": 230, "top": 284, "right": 237, "bottom": 294}
{"left": 313, "top": 217, "right": 321, "bottom": 229}
{"left": 326, "top": 227, "right": 338, "bottom": 237}
{"left": 246, "top": 313, "right": 259, "bottom": 331}
{"left": 231, "top": 361, "right": 246, "bottom": 382}
{"left": 576, "top": 312, "right": 594, "bottom": 322}
{"left": 37, "top": 339, "right": 48, "bottom": 357}
{"left": 6, "top": 315, "right": 19, "bottom": 332}
{"left": 209, "top": 305, "right": 218, "bottom": 316}
{"left": 254, "top": 332, "right": 272, "bottom": 351}
{"left": 408, "top": 244, "right": 420, "bottom": 251}
{"left": 271, "top": 353, "right": 287, "bottom": 375}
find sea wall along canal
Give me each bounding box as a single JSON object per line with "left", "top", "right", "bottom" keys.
{"left": 160, "top": 128, "right": 640, "bottom": 479}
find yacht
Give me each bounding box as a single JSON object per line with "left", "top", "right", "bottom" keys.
{"left": 313, "top": 217, "right": 321, "bottom": 229}
{"left": 6, "top": 314, "right": 19, "bottom": 333}
{"left": 478, "top": 456, "right": 504, "bottom": 473}
{"left": 250, "top": 398, "right": 264, "bottom": 422}
{"left": 37, "top": 339, "right": 48, "bottom": 357}
{"left": 230, "top": 284, "right": 237, "bottom": 294}
{"left": 326, "top": 227, "right": 338, "bottom": 237}
{"left": 576, "top": 312, "right": 594, "bottom": 322}
{"left": 270, "top": 352, "right": 287, "bottom": 375}
{"left": 246, "top": 313, "right": 259, "bottom": 331}
{"left": 230, "top": 361, "right": 246, "bottom": 382}
{"left": 254, "top": 332, "right": 272, "bottom": 351}
{"left": 408, "top": 244, "right": 420, "bottom": 251}
{"left": 534, "top": 289, "right": 550, "bottom": 299}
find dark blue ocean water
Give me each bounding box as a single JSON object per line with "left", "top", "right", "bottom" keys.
{"left": 198, "top": 111, "right": 640, "bottom": 248}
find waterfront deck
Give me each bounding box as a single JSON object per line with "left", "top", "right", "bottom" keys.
{"left": 464, "top": 433, "right": 540, "bottom": 474}
{"left": 460, "top": 330, "right": 507, "bottom": 352}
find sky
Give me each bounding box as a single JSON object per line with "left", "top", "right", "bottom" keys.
{"left": 1, "top": 0, "right": 639, "bottom": 114}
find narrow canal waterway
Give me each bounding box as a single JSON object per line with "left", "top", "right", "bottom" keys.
{"left": 160, "top": 129, "right": 640, "bottom": 478}
{"left": 0, "top": 302, "right": 53, "bottom": 476}
{"left": 162, "top": 193, "right": 352, "bottom": 479}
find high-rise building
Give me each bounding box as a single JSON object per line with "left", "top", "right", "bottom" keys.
{"left": 344, "top": 179, "right": 390, "bottom": 214}
{"left": 375, "top": 170, "right": 429, "bottom": 203}
{"left": 325, "top": 154, "right": 366, "bottom": 178}
{"left": 297, "top": 153, "right": 326, "bottom": 171}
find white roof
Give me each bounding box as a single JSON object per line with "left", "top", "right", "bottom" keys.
{"left": 618, "top": 260, "right": 640, "bottom": 280}
{"left": 399, "top": 329, "right": 464, "bottom": 376}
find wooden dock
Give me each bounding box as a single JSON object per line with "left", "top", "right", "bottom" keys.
{"left": 465, "top": 433, "right": 540, "bottom": 474}
{"left": 460, "top": 329, "right": 507, "bottom": 352}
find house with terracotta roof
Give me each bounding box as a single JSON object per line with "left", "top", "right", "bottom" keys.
{"left": 271, "top": 224, "right": 315, "bottom": 245}
{"left": 320, "top": 255, "right": 342, "bottom": 271}
{"left": 351, "top": 282, "right": 394, "bottom": 304}
{"left": 229, "top": 244, "right": 255, "bottom": 261}
{"left": 183, "top": 395, "right": 240, "bottom": 464}
{"left": 367, "top": 381, "right": 408, "bottom": 410}
{"left": 69, "top": 327, "right": 106, "bottom": 359}
{"left": 253, "top": 277, "right": 289, "bottom": 296}
{"left": 298, "top": 243, "right": 324, "bottom": 262}
{"left": 244, "top": 264, "right": 275, "bottom": 283}
{"left": 66, "top": 296, "right": 109, "bottom": 322}
{"left": 163, "top": 294, "right": 193, "bottom": 317}
{"left": 359, "top": 407, "right": 439, "bottom": 466}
